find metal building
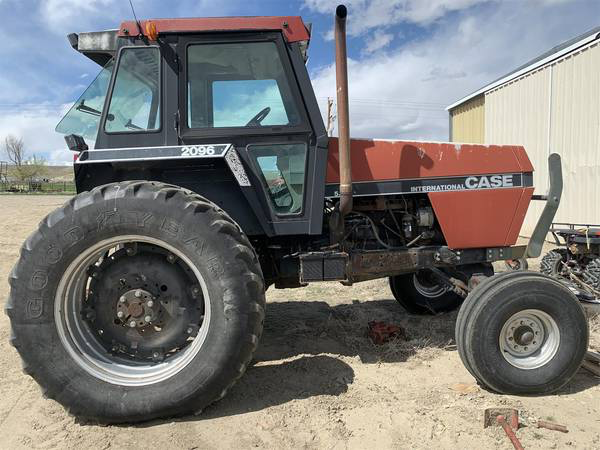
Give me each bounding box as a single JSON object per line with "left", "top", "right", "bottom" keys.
{"left": 446, "top": 26, "right": 600, "bottom": 234}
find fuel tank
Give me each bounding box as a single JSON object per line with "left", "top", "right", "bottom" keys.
{"left": 326, "top": 137, "right": 535, "bottom": 249}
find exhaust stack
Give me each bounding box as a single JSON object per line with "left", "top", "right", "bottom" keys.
{"left": 335, "top": 4, "right": 352, "bottom": 217}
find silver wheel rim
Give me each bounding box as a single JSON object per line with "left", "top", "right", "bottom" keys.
{"left": 54, "top": 235, "right": 211, "bottom": 386}
{"left": 413, "top": 272, "right": 446, "bottom": 298}
{"left": 499, "top": 309, "right": 560, "bottom": 370}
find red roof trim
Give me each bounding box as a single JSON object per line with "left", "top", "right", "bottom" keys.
{"left": 118, "top": 17, "right": 310, "bottom": 42}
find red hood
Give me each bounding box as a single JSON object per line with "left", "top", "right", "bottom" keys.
{"left": 326, "top": 137, "right": 533, "bottom": 184}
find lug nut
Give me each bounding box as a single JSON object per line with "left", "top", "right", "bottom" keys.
{"left": 187, "top": 327, "right": 193, "bottom": 334}
{"left": 134, "top": 289, "right": 142, "bottom": 298}
{"left": 119, "top": 296, "right": 126, "bottom": 303}
{"left": 129, "top": 320, "right": 136, "bottom": 328}
{"left": 144, "top": 315, "right": 152, "bottom": 323}
{"left": 117, "top": 311, "right": 124, "bottom": 318}
{"left": 147, "top": 300, "right": 154, "bottom": 308}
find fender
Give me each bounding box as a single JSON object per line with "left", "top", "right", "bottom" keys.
{"left": 74, "top": 144, "right": 272, "bottom": 236}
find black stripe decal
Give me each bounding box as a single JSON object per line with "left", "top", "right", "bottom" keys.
{"left": 325, "top": 173, "right": 532, "bottom": 198}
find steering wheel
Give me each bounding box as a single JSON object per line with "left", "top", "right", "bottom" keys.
{"left": 245, "top": 107, "right": 271, "bottom": 127}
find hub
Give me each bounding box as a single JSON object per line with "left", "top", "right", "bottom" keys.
{"left": 502, "top": 315, "right": 544, "bottom": 356}
{"left": 116, "top": 288, "right": 157, "bottom": 328}
{"left": 85, "top": 244, "right": 204, "bottom": 361}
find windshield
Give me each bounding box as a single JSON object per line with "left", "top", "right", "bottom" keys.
{"left": 55, "top": 59, "right": 114, "bottom": 140}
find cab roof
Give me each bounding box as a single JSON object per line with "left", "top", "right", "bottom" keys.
{"left": 118, "top": 16, "right": 311, "bottom": 43}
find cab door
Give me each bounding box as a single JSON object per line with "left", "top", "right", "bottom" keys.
{"left": 176, "top": 32, "right": 328, "bottom": 236}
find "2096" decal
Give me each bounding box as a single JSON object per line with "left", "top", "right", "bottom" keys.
{"left": 181, "top": 145, "right": 216, "bottom": 157}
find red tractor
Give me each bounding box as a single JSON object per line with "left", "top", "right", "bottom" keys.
{"left": 6, "top": 5, "right": 588, "bottom": 423}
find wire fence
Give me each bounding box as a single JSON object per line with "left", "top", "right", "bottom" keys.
{"left": 0, "top": 181, "right": 76, "bottom": 194}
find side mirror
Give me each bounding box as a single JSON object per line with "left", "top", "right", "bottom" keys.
{"left": 64, "top": 134, "right": 89, "bottom": 152}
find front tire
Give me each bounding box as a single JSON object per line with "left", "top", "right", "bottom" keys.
{"left": 456, "top": 271, "right": 588, "bottom": 394}
{"left": 389, "top": 264, "right": 493, "bottom": 314}
{"left": 5, "top": 181, "right": 265, "bottom": 423}
{"left": 389, "top": 271, "right": 461, "bottom": 314}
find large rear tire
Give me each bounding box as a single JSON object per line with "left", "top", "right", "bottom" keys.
{"left": 5, "top": 181, "right": 265, "bottom": 423}
{"left": 455, "top": 271, "right": 588, "bottom": 394}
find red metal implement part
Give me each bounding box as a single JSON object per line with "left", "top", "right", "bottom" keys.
{"left": 367, "top": 321, "right": 402, "bottom": 345}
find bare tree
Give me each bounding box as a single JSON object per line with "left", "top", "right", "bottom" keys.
{"left": 4, "top": 135, "right": 25, "bottom": 167}
{"left": 3, "top": 135, "right": 47, "bottom": 182}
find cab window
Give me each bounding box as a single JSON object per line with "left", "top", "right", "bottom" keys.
{"left": 187, "top": 42, "right": 300, "bottom": 128}
{"left": 250, "top": 143, "right": 307, "bottom": 215}
{"left": 105, "top": 47, "right": 160, "bottom": 133}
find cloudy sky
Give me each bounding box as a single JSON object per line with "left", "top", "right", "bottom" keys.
{"left": 0, "top": 0, "right": 598, "bottom": 164}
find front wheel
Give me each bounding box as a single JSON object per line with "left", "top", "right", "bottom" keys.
{"left": 389, "top": 270, "right": 462, "bottom": 314}
{"left": 6, "top": 182, "right": 265, "bottom": 423}
{"left": 456, "top": 271, "right": 588, "bottom": 394}
{"left": 389, "top": 264, "right": 493, "bottom": 314}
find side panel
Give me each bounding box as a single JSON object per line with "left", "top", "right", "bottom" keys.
{"left": 326, "top": 138, "right": 533, "bottom": 184}
{"left": 428, "top": 187, "right": 534, "bottom": 249}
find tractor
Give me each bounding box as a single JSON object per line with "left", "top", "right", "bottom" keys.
{"left": 6, "top": 5, "right": 589, "bottom": 423}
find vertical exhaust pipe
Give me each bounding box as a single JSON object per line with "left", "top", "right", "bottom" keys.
{"left": 335, "top": 4, "right": 352, "bottom": 217}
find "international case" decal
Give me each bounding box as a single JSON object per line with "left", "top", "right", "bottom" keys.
{"left": 325, "top": 173, "right": 532, "bottom": 198}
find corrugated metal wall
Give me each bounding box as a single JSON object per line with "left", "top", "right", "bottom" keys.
{"left": 549, "top": 42, "right": 600, "bottom": 226}
{"left": 484, "top": 41, "right": 600, "bottom": 234}
{"left": 449, "top": 95, "right": 485, "bottom": 143}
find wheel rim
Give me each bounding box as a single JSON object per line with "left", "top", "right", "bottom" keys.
{"left": 413, "top": 272, "right": 447, "bottom": 298}
{"left": 499, "top": 309, "right": 560, "bottom": 370}
{"left": 55, "top": 235, "right": 211, "bottom": 386}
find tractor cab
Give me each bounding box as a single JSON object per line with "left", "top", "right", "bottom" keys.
{"left": 57, "top": 17, "right": 328, "bottom": 237}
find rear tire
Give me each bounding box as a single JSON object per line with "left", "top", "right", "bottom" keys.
{"left": 456, "top": 271, "right": 588, "bottom": 394}
{"left": 540, "top": 249, "right": 568, "bottom": 278}
{"left": 5, "top": 181, "right": 265, "bottom": 423}
{"left": 582, "top": 257, "right": 600, "bottom": 291}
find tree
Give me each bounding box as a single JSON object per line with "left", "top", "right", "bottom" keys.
{"left": 4, "top": 135, "right": 25, "bottom": 167}
{"left": 3, "top": 135, "right": 47, "bottom": 182}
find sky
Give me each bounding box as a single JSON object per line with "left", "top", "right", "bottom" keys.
{"left": 0, "top": 0, "right": 599, "bottom": 165}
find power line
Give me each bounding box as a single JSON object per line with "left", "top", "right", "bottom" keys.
{"left": 316, "top": 96, "right": 447, "bottom": 108}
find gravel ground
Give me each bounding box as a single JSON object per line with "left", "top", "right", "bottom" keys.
{"left": 0, "top": 195, "right": 598, "bottom": 449}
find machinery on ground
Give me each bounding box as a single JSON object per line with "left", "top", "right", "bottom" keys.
{"left": 541, "top": 222, "right": 600, "bottom": 292}
{"left": 5, "top": 5, "right": 589, "bottom": 423}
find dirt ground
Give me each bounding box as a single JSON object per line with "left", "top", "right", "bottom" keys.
{"left": 0, "top": 195, "right": 598, "bottom": 449}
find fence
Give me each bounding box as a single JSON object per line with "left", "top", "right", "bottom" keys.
{"left": 0, "top": 181, "right": 76, "bottom": 194}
